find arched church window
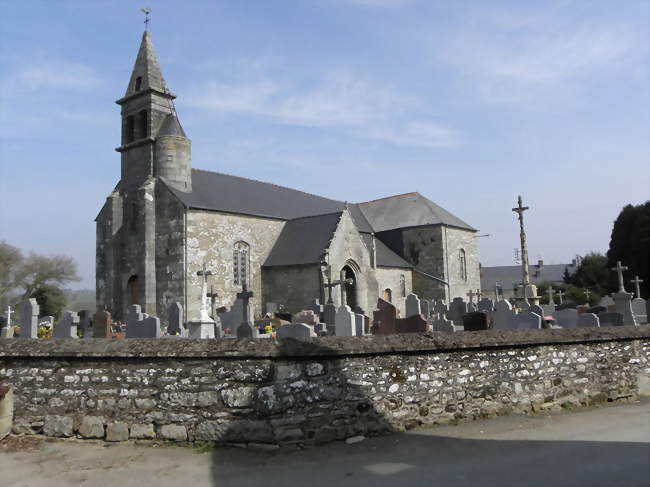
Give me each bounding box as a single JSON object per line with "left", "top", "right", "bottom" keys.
{"left": 135, "top": 76, "right": 142, "bottom": 91}
{"left": 400, "top": 275, "right": 406, "bottom": 297}
{"left": 125, "top": 115, "right": 135, "bottom": 143}
{"left": 138, "top": 110, "right": 148, "bottom": 139}
{"left": 459, "top": 249, "right": 467, "bottom": 282}
{"left": 233, "top": 241, "right": 250, "bottom": 287}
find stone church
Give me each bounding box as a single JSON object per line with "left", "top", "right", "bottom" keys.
{"left": 96, "top": 31, "right": 481, "bottom": 324}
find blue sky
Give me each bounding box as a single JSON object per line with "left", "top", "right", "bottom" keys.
{"left": 0, "top": 0, "right": 648, "bottom": 290}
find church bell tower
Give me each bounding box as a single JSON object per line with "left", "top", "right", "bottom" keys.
{"left": 115, "top": 30, "right": 192, "bottom": 193}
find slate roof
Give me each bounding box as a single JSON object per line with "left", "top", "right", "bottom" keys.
{"left": 158, "top": 114, "right": 186, "bottom": 137}
{"left": 263, "top": 212, "right": 342, "bottom": 267}
{"left": 357, "top": 192, "right": 476, "bottom": 232}
{"left": 480, "top": 262, "right": 578, "bottom": 290}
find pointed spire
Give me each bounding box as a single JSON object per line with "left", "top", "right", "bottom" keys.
{"left": 124, "top": 31, "right": 168, "bottom": 97}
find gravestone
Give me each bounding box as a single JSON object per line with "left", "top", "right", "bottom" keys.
{"left": 354, "top": 313, "right": 365, "bottom": 336}
{"left": 556, "top": 302, "right": 578, "bottom": 311}
{"left": 78, "top": 310, "right": 92, "bottom": 339}
{"left": 19, "top": 299, "right": 39, "bottom": 338}
{"left": 1, "top": 327, "right": 13, "bottom": 338}
{"left": 528, "top": 304, "right": 545, "bottom": 318}
{"left": 92, "top": 311, "right": 112, "bottom": 338}
{"left": 613, "top": 292, "right": 636, "bottom": 325}
{"left": 334, "top": 305, "right": 356, "bottom": 336}
{"left": 308, "top": 299, "right": 324, "bottom": 320}
{"left": 420, "top": 299, "right": 430, "bottom": 318}
{"left": 577, "top": 313, "right": 600, "bottom": 328}
{"left": 553, "top": 308, "right": 579, "bottom": 329}
{"left": 167, "top": 302, "right": 187, "bottom": 337}
{"left": 372, "top": 298, "right": 397, "bottom": 335}
{"left": 599, "top": 295, "right": 616, "bottom": 311}
{"left": 462, "top": 311, "right": 488, "bottom": 331}
{"left": 509, "top": 311, "right": 542, "bottom": 330}
{"left": 431, "top": 316, "right": 454, "bottom": 333}
{"left": 477, "top": 298, "right": 494, "bottom": 312}
{"left": 631, "top": 298, "right": 647, "bottom": 324}
{"left": 142, "top": 315, "right": 161, "bottom": 338}
{"left": 395, "top": 314, "right": 427, "bottom": 333}
{"left": 598, "top": 312, "right": 624, "bottom": 327}
{"left": 586, "top": 305, "right": 606, "bottom": 315}
{"left": 236, "top": 321, "right": 259, "bottom": 338}
{"left": 314, "top": 322, "right": 327, "bottom": 336}
{"left": 448, "top": 298, "right": 468, "bottom": 323}
{"left": 265, "top": 302, "right": 278, "bottom": 316}
{"left": 277, "top": 323, "right": 316, "bottom": 339}
{"left": 405, "top": 293, "right": 422, "bottom": 318}
{"left": 292, "top": 310, "right": 318, "bottom": 327}
{"left": 323, "top": 303, "right": 336, "bottom": 331}
{"left": 492, "top": 299, "right": 514, "bottom": 330}
{"left": 53, "top": 311, "right": 79, "bottom": 339}
{"left": 126, "top": 304, "right": 145, "bottom": 338}
{"left": 434, "top": 301, "right": 448, "bottom": 319}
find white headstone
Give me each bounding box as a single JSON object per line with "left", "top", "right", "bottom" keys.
{"left": 334, "top": 305, "right": 356, "bottom": 336}
{"left": 53, "top": 311, "right": 79, "bottom": 339}
{"left": 631, "top": 297, "right": 647, "bottom": 324}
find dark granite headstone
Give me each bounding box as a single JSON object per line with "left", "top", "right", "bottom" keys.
{"left": 395, "top": 314, "right": 427, "bottom": 333}
{"left": 372, "top": 298, "right": 397, "bottom": 335}
{"left": 462, "top": 311, "right": 489, "bottom": 331}
{"left": 598, "top": 311, "right": 624, "bottom": 327}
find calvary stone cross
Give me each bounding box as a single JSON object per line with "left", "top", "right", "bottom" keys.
{"left": 512, "top": 195, "right": 531, "bottom": 286}
{"left": 584, "top": 289, "right": 592, "bottom": 304}
{"left": 611, "top": 261, "right": 628, "bottom": 293}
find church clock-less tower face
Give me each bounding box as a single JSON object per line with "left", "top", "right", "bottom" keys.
{"left": 115, "top": 31, "right": 192, "bottom": 193}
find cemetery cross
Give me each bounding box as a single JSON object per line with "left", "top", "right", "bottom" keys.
{"left": 547, "top": 286, "right": 555, "bottom": 305}
{"left": 556, "top": 290, "right": 565, "bottom": 304}
{"left": 512, "top": 195, "right": 531, "bottom": 287}
{"left": 196, "top": 263, "right": 213, "bottom": 321}
{"left": 583, "top": 289, "right": 592, "bottom": 304}
{"left": 237, "top": 282, "right": 254, "bottom": 325}
{"left": 494, "top": 282, "right": 500, "bottom": 302}
{"left": 630, "top": 275, "right": 644, "bottom": 299}
{"left": 206, "top": 285, "right": 219, "bottom": 319}
{"left": 5, "top": 306, "right": 13, "bottom": 327}
{"left": 611, "top": 261, "right": 628, "bottom": 293}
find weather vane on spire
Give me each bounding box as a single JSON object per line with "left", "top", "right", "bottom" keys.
{"left": 141, "top": 8, "right": 151, "bottom": 31}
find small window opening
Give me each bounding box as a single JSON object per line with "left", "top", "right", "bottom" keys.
{"left": 459, "top": 249, "right": 467, "bottom": 282}
{"left": 135, "top": 76, "right": 142, "bottom": 91}
{"left": 125, "top": 115, "right": 135, "bottom": 143}
{"left": 138, "top": 110, "right": 147, "bottom": 139}
{"left": 400, "top": 275, "right": 406, "bottom": 297}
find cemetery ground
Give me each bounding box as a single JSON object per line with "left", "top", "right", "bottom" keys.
{"left": 1, "top": 398, "right": 648, "bottom": 487}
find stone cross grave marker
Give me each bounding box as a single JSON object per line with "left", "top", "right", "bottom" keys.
{"left": 19, "top": 299, "right": 39, "bottom": 338}
{"left": 598, "top": 312, "right": 624, "bottom": 327}
{"left": 553, "top": 308, "right": 578, "bottom": 329}
{"left": 53, "top": 311, "right": 79, "bottom": 339}
{"left": 126, "top": 304, "right": 145, "bottom": 338}
{"left": 577, "top": 313, "right": 600, "bottom": 328}
{"left": 556, "top": 290, "right": 565, "bottom": 304}
{"left": 93, "top": 311, "right": 112, "bottom": 338}
{"left": 206, "top": 285, "right": 219, "bottom": 321}
{"left": 167, "top": 302, "right": 187, "bottom": 337}
{"left": 277, "top": 323, "right": 316, "bottom": 339}
{"left": 630, "top": 275, "right": 644, "bottom": 299}
{"left": 334, "top": 305, "right": 356, "bottom": 336}
{"left": 583, "top": 289, "right": 592, "bottom": 305}
{"left": 405, "top": 293, "right": 422, "bottom": 318}
{"left": 611, "top": 261, "right": 628, "bottom": 293}
{"left": 547, "top": 286, "right": 555, "bottom": 307}
{"left": 509, "top": 311, "right": 541, "bottom": 330}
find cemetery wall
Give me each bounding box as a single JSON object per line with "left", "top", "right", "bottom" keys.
{"left": 262, "top": 264, "right": 321, "bottom": 313}
{"left": 186, "top": 209, "right": 285, "bottom": 319}
{"left": 2, "top": 327, "right": 648, "bottom": 446}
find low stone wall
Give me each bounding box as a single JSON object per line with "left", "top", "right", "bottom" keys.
{"left": 1, "top": 327, "right": 649, "bottom": 446}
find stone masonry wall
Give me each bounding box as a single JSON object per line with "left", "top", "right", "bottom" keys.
{"left": 1, "top": 327, "right": 648, "bottom": 446}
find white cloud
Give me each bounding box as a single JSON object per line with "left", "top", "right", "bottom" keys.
{"left": 0, "top": 60, "right": 98, "bottom": 95}
{"left": 186, "top": 70, "right": 458, "bottom": 148}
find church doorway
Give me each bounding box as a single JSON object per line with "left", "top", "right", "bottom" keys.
{"left": 342, "top": 265, "right": 357, "bottom": 309}
{"left": 383, "top": 288, "right": 392, "bottom": 303}
{"left": 127, "top": 275, "right": 139, "bottom": 306}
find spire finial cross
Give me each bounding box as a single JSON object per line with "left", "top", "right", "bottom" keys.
{"left": 141, "top": 8, "right": 151, "bottom": 31}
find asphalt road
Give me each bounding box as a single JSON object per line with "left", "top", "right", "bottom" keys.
{"left": 2, "top": 399, "right": 649, "bottom": 487}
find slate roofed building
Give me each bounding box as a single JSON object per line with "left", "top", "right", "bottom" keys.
{"left": 96, "top": 31, "right": 481, "bottom": 323}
